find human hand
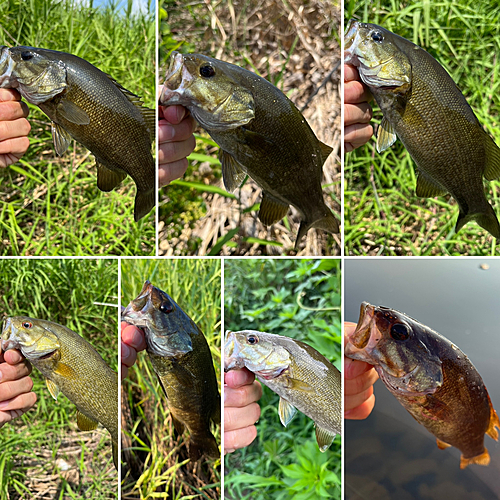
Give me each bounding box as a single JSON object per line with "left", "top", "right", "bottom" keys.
{"left": 121, "top": 322, "right": 147, "bottom": 380}
{"left": 158, "top": 105, "right": 196, "bottom": 188}
{"left": 344, "top": 321, "right": 378, "bottom": 419}
{"left": 0, "top": 348, "right": 37, "bottom": 428}
{"left": 0, "top": 89, "right": 30, "bottom": 167}
{"left": 224, "top": 368, "right": 262, "bottom": 454}
{"left": 344, "top": 65, "right": 373, "bottom": 153}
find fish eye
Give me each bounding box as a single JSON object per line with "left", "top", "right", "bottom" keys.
{"left": 160, "top": 303, "right": 173, "bottom": 314}
{"left": 246, "top": 335, "right": 259, "bottom": 345}
{"left": 390, "top": 323, "right": 410, "bottom": 341}
{"left": 22, "top": 321, "right": 33, "bottom": 328}
{"left": 200, "top": 65, "right": 216, "bottom": 78}
{"left": 371, "top": 31, "right": 384, "bottom": 43}
{"left": 20, "top": 51, "right": 34, "bottom": 61}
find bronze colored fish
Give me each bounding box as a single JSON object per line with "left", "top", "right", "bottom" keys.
{"left": 1, "top": 316, "right": 119, "bottom": 468}
{"left": 0, "top": 46, "right": 155, "bottom": 221}
{"left": 122, "top": 281, "right": 220, "bottom": 461}
{"left": 345, "top": 302, "right": 500, "bottom": 469}
{"left": 160, "top": 52, "right": 339, "bottom": 246}
{"left": 224, "top": 330, "right": 341, "bottom": 451}
{"left": 344, "top": 20, "right": 500, "bottom": 238}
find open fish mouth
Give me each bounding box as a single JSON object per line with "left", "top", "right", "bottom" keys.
{"left": 159, "top": 51, "right": 194, "bottom": 106}
{"left": 0, "top": 47, "right": 14, "bottom": 87}
{"left": 344, "top": 19, "right": 359, "bottom": 54}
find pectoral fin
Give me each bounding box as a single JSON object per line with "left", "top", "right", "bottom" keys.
{"left": 376, "top": 117, "right": 397, "bottom": 153}
{"left": 53, "top": 361, "right": 76, "bottom": 378}
{"left": 96, "top": 161, "right": 127, "bottom": 192}
{"left": 436, "top": 438, "right": 451, "bottom": 450}
{"left": 77, "top": 411, "right": 98, "bottom": 431}
{"left": 258, "top": 192, "right": 289, "bottom": 226}
{"left": 51, "top": 122, "right": 72, "bottom": 156}
{"left": 278, "top": 397, "right": 297, "bottom": 427}
{"left": 45, "top": 378, "right": 60, "bottom": 401}
{"left": 57, "top": 99, "right": 90, "bottom": 125}
{"left": 416, "top": 173, "right": 447, "bottom": 197}
{"left": 219, "top": 150, "right": 246, "bottom": 192}
{"left": 315, "top": 425, "right": 336, "bottom": 452}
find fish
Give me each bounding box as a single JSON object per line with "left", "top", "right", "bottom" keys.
{"left": 159, "top": 52, "right": 339, "bottom": 246}
{"left": 344, "top": 20, "right": 500, "bottom": 238}
{"left": 224, "top": 330, "right": 341, "bottom": 451}
{"left": 122, "top": 281, "right": 220, "bottom": 461}
{"left": 0, "top": 46, "right": 155, "bottom": 221}
{"left": 1, "top": 316, "right": 119, "bottom": 468}
{"left": 345, "top": 302, "right": 500, "bottom": 469}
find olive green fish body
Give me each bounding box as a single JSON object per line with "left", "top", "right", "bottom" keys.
{"left": 224, "top": 330, "right": 341, "bottom": 451}
{"left": 344, "top": 21, "right": 500, "bottom": 238}
{"left": 345, "top": 303, "right": 500, "bottom": 469}
{"left": 1, "top": 316, "right": 118, "bottom": 468}
{"left": 122, "top": 281, "right": 220, "bottom": 460}
{"left": 160, "top": 52, "right": 338, "bottom": 245}
{"left": 0, "top": 46, "right": 155, "bottom": 221}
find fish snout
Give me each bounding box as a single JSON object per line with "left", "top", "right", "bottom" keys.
{"left": 0, "top": 47, "right": 14, "bottom": 88}
{"left": 1, "top": 317, "right": 19, "bottom": 351}
{"left": 159, "top": 52, "right": 193, "bottom": 106}
{"left": 223, "top": 330, "right": 243, "bottom": 371}
{"left": 344, "top": 19, "right": 360, "bottom": 61}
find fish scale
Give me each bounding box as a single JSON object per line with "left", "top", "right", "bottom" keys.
{"left": 344, "top": 20, "right": 500, "bottom": 238}
{"left": 160, "top": 52, "right": 339, "bottom": 246}
{"left": 1, "top": 316, "right": 119, "bottom": 468}
{"left": 0, "top": 46, "right": 155, "bottom": 221}
{"left": 224, "top": 330, "right": 341, "bottom": 451}
{"left": 345, "top": 302, "right": 500, "bottom": 469}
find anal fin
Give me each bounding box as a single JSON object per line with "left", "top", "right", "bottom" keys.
{"left": 258, "top": 192, "right": 289, "bottom": 226}
{"left": 77, "top": 411, "right": 98, "bottom": 431}
{"left": 315, "top": 425, "right": 336, "bottom": 452}
{"left": 96, "top": 161, "right": 127, "bottom": 192}
{"left": 134, "top": 189, "right": 155, "bottom": 222}
{"left": 416, "top": 173, "right": 447, "bottom": 198}
{"left": 436, "top": 438, "right": 451, "bottom": 450}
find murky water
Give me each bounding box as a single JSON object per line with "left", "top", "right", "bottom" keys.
{"left": 345, "top": 258, "right": 500, "bottom": 500}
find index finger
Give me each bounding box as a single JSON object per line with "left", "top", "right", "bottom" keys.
{"left": 0, "top": 89, "right": 22, "bottom": 102}
{"left": 121, "top": 323, "right": 147, "bottom": 353}
{"left": 225, "top": 368, "right": 255, "bottom": 389}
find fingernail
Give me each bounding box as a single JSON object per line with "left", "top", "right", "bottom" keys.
{"left": 0, "top": 370, "right": 3, "bottom": 381}
{"left": 161, "top": 124, "right": 175, "bottom": 141}
{"left": 175, "top": 106, "right": 185, "bottom": 122}
{"left": 0, "top": 398, "right": 11, "bottom": 409}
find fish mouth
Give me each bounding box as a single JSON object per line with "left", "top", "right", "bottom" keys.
{"left": 0, "top": 47, "right": 14, "bottom": 89}
{"left": 223, "top": 330, "right": 242, "bottom": 371}
{"left": 347, "top": 302, "right": 376, "bottom": 350}
{"left": 344, "top": 19, "right": 359, "bottom": 54}
{"left": 159, "top": 51, "right": 193, "bottom": 106}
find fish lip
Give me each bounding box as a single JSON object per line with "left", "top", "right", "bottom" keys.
{"left": 344, "top": 19, "right": 361, "bottom": 63}
{"left": 223, "top": 330, "right": 243, "bottom": 371}
{"left": 0, "top": 47, "right": 14, "bottom": 88}
{"left": 346, "top": 302, "right": 375, "bottom": 350}
{"left": 159, "top": 51, "right": 193, "bottom": 106}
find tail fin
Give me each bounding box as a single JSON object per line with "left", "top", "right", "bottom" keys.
{"left": 455, "top": 202, "right": 500, "bottom": 239}
{"left": 188, "top": 432, "right": 219, "bottom": 461}
{"left": 295, "top": 211, "right": 339, "bottom": 247}
{"left": 460, "top": 448, "right": 490, "bottom": 469}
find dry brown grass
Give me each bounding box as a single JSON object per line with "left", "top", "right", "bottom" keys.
{"left": 159, "top": 0, "right": 341, "bottom": 255}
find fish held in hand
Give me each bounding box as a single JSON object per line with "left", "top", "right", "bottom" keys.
{"left": 1, "top": 316, "right": 119, "bottom": 468}
{"left": 122, "top": 281, "right": 220, "bottom": 461}
{"left": 0, "top": 46, "right": 155, "bottom": 221}
{"left": 345, "top": 302, "right": 500, "bottom": 469}
{"left": 160, "top": 52, "right": 338, "bottom": 246}
{"left": 344, "top": 20, "right": 500, "bottom": 238}
{"left": 224, "top": 330, "right": 341, "bottom": 451}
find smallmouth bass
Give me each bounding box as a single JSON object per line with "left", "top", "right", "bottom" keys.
{"left": 344, "top": 20, "right": 500, "bottom": 238}
{"left": 0, "top": 46, "right": 155, "bottom": 221}
{"left": 224, "top": 330, "right": 341, "bottom": 451}
{"left": 345, "top": 303, "right": 500, "bottom": 469}
{"left": 160, "top": 52, "right": 339, "bottom": 246}
{"left": 122, "top": 281, "right": 220, "bottom": 461}
{"left": 1, "top": 316, "right": 119, "bottom": 468}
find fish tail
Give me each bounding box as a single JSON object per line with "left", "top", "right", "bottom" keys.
{"left": 134, "top": 189, "right": 155, "bottom": 222}
{"left": 188, "top": 432, "right": 219, "bottom": 461}
{"left": 460, "top": 448, "right": 490, "bottom": 469}
{"left": 295, "top": 211, "right": 339, "bottom": 248}
{"left": 455, "top": 202, "right": 500, "bottom": 239}
{"left": 486, "top": 400, "right": 500, "bottom": 441}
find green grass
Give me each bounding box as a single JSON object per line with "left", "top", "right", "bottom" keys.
{"left": 345, "top": 0, "right": 500, "bottom": 255}
{"left": 0, "top": 258, "right": 118, "bottom": 499}
{"left": 121, "top": 258, "right": 221, "bottom": 499}
{"left": 0, "top": 0, "right": 155, "bottom": 256}
{"left": 224, "top": 259, "right": 341, "bottom": 500}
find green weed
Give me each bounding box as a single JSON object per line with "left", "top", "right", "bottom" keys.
{"left": 0, "top": 258, "right": 118, "bottom": 499}
{"left": 224, "top": 259, "right": 341, "bottom": 500}
{"left": 0, "top": 0, "right": 155, "bottom": 256}
{"left": 121, "top": 258, "right": 221, "bottom": 499}
{"left": 345, "top": 0, "right": 500, "bottom": 255}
